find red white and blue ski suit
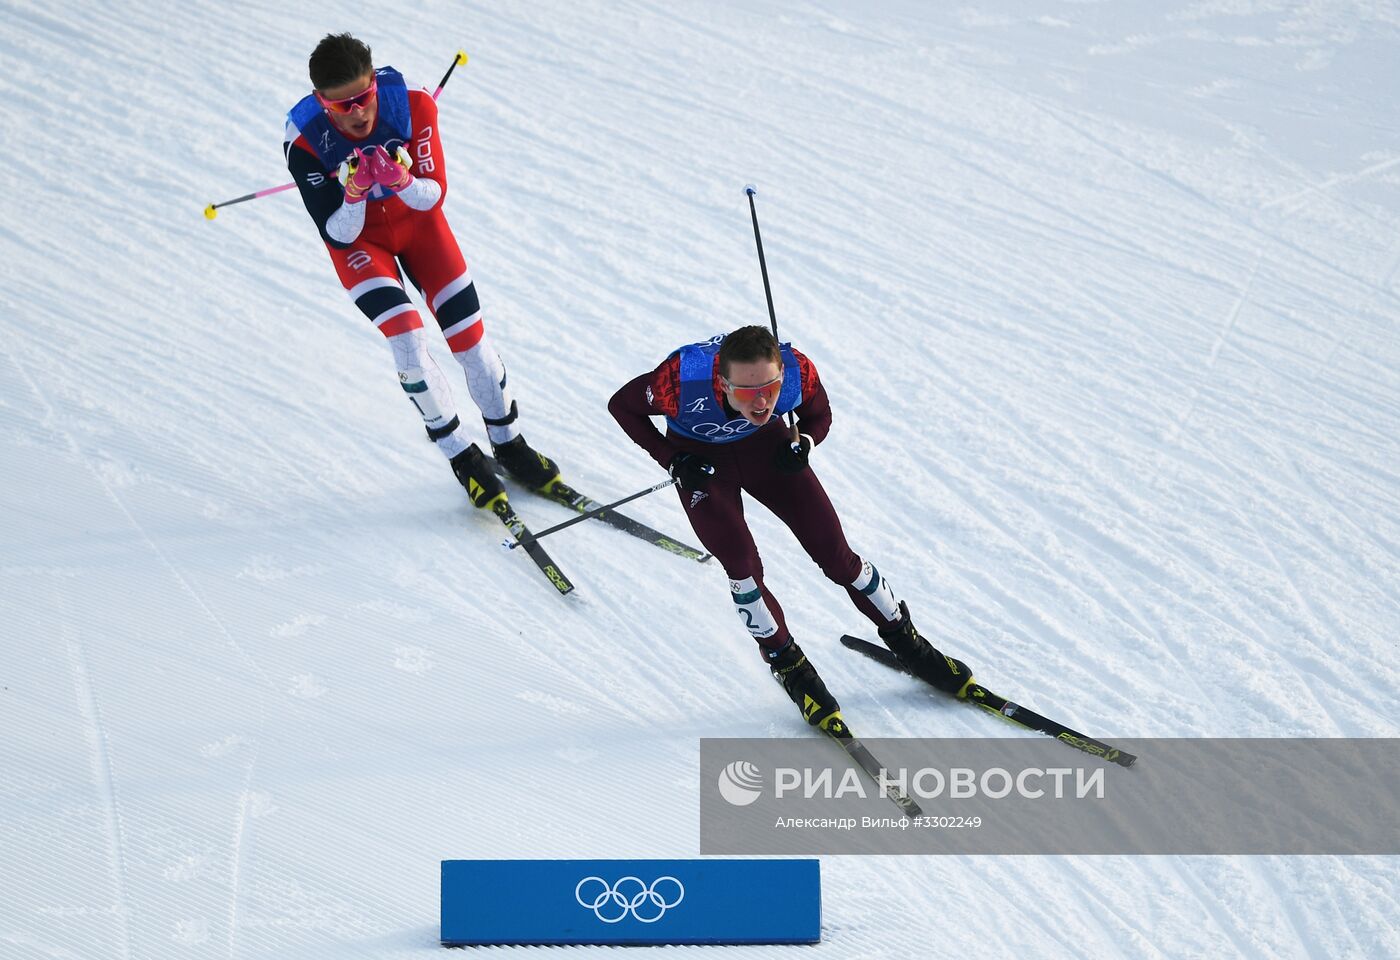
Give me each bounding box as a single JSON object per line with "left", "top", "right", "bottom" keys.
{"left": 284, "top": 67, "right": 520, "bottom": 455}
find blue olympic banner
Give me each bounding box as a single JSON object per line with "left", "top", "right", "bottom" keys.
{"left": 440, "top": 858, "right": 821, "bottom": 945}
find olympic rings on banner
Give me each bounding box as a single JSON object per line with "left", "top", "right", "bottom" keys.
{"left": 574, "top": 876, "right": 685, "bottom": 923}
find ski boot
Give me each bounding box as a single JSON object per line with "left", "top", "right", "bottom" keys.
{"left": 878, "top": 602, "right": 975, "bottom": 698}
{"left": 768, "top": 640, "right": 847, "bottom": 734}
{"left": 491, "top": 434, "right": 561, "bottom": 492}
{"left": 450, "top": 444, "right": 507, "bottom": 510}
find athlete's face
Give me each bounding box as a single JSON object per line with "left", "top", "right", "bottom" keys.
{"left": 318, "top": 71, "right": 378, "bottom": 139}
{"left": 723, "top": 358, "right": 783, "bottom": 427}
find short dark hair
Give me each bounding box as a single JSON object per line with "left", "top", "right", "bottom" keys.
{"left": 309, "top": 33, "right": 373, "bottom": 90}
{"left": 718, "top": 325, "right": 781, "bottom": 377}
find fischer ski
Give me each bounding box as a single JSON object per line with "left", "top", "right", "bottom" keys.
{"left": 840, "top": 635, "right": 1137, "bottom": 768}
{"left": 484, "top": 454, "right": 710, "bottom": 562}
{"left": 827, "top": 721, "right": 924, "bottom": 818}
{"left": 492, "top": 499, "right": 574, "bottom": 596}
{"left": 538, "top": 479, "right": 711, "bottom": 562}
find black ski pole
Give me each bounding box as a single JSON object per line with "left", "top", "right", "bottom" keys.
{"left": 431, "top": 49, "right": 469, "bottom": 99}
{"left": 743, "top": 185, "right": 801, "bottom": 450}
{"left": 500, "top": 478, "right": 682, "bottom": 550}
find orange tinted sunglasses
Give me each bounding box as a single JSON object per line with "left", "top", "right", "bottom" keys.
{"left": 317, "top": 77, "right": 378, "bottom": 115}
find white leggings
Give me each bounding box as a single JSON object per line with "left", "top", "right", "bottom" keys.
{"left": 386, "top": 328, "right": 520, "bottom": 457}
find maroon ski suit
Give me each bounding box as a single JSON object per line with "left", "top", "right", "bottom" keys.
{"left": 609, "top": 347, "right": 891, "bottom": 649}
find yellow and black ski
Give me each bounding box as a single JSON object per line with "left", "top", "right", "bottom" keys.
{"left": 492, "top": 499, "right": 574, "bottom": 596}
{"left": 840, "top": 634, "right": 1137, "bottom": 768}
{"left": 485, "top": 452, "right": 710, "bottom": 563}
{"left": 823, "top": 714, "right": 924, "bottom": 818}
{"left": 535, "top": 479, "right": 710, "bottom": 562}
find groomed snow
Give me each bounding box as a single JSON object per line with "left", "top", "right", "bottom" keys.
{"left": 2, "top": 1, "right": 1396, "bottom": 957}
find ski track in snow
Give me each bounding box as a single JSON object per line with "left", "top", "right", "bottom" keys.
{"left": 3, "top": 0, "right": 1398, "bottom": 957}
{"left": 58, "top": 587, "right": 136, "bottom": 960}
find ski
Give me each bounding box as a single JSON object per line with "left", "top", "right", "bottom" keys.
{"left": 538, "top": 479, "right": 711, "bottom": 562}
{"left": 824, "top": 715, "right": 924, "bottom": 818}
{"left": 492, "top": 499, "right": 574, "bottom": 596}
{"left": 484, "top": 454, "right": 710, "bottom": 562}
{"left": 839, "top": 635, "right": 1137, "bottom": 768}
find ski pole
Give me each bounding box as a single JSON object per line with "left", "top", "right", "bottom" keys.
{"left": 204, "top": 49, "right": 469, "bottom": 219}
{"left": 431, "top": 48, "right": 469, "bottom": 98}
{"left": 501, "top": 478, "right": 681, "bottom": 550}
{"left": 202, "top": 182, "right": 299, "bottom": 219}
{"left": 743, "top": 185, "right": 802, "bottom": 451}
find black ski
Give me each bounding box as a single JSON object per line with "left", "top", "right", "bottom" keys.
{"left": 492, "top": 499, "right": 574, "bottom": 596}
{"left": 813, "top": 712, "right": 922, "bottom": 817}
{"left": 537, "top": 479, "right": 711, "bottom": 562}
{"left": 829, "top": 722, "right": 924, "bottom": 818}
{"left": 485, "top": 454, "right": 710, "bottom": 562}
{"left": 840, "top": 635, "right": 1137, "bottom": 768}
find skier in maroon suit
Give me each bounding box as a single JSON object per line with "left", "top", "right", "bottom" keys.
{"left": 610, "top": 325, "right": 975, "bottom": 731}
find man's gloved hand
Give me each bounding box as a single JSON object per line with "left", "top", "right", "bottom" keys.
{"left": 366, "top": 144, "right": 414, "bottom": 193}
{"left": 669, "top": 451, "right": 715, "bottom": 491}
{"left": 774, "top": 434, "right": 813, "bottom": 474}
{"left": 337, "top": 148, "right": 376, "bottom": 204}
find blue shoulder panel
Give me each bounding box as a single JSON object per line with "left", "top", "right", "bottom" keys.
{"left": 774, "top": 345, "right": 801, "bottom": 416}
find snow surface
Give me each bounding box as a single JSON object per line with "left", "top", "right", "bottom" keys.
{"left": 3, "top": 0, "right": 1398, "bottom": 956}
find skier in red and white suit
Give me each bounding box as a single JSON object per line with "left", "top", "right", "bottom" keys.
{"left": 284, "top": 33, "right": 558, "bottom": 507}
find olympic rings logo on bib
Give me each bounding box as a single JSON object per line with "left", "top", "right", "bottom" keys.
{"left": 691, "top": 418, "right": 754, "bottom": 438}
{"left": 574, "top": 876, "right": 685, "bottom": 923}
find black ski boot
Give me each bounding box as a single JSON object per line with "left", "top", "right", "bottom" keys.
{"left": 450, "top": 444, "right": 507, "bottom": 510}
{"left": 878, "top": 602, "right": 974, "bottom": 698}
{"left": 491, "top": 434, "right": 561, "bottom": 492}
{"left": 767, "top": 640, "right": 846, "bottom": 734}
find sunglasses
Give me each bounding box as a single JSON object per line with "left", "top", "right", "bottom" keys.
{"left": 317, "top": 77, "right": 378, "bottom": 115}
{"left": 723, "top": 375, "right": 783, "bottom": 404}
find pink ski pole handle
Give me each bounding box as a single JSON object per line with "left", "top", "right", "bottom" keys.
{"left": 204, "top": 50, "right": 466, "bottom": 219}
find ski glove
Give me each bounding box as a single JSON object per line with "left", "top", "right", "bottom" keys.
{"left": 774, "top": 434, "right": 813, "bottom": 474}
{"left": 669, "top": 451, "right": 715, "bottom": 491}
{"left": 337, "top": 148, "right": 376, "bottom": 204}
{"left": 365, "top": 144, "right": 414, "bottom": 193}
